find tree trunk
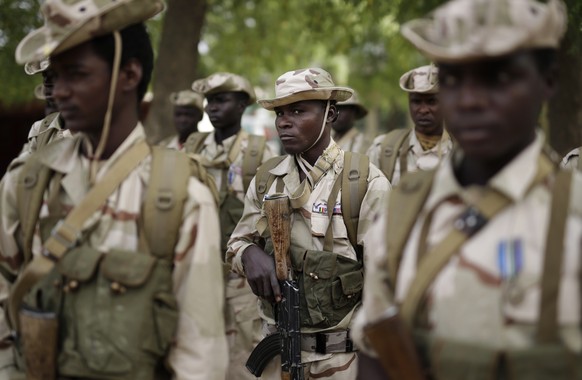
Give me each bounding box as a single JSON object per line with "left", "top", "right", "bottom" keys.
{"left": 548, "top": 33, "right": 582, "bottom": 156}
{"left": 145, "top": 0, "right": 207, "bottom": 143}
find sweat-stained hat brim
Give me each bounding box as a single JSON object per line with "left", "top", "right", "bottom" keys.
{"left": 258, "top": 88, "right": 353, "bottom": 111}
{"left": 16, "top": 0, "right": 164, "bottom": 65}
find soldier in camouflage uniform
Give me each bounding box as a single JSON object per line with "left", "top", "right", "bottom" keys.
{"left": 366, "top": 64, "right": 452, "bottom": 186}
{"left": 164, "top": 89, "right": 204, "bottom": 150}
{"left": 185, "top": 72, "right": 275, "bottom": 380}
{"left": 227, "top": 67, "right": 389, "bottom": 379}
{"left": 0, "top": 0, "right": 227, "bottom": 379}
{"left": 332, "top": 90, "right": 371, "bottom": 154}
{"left": 353, "top": 0, "right": 582, "bottom": 379}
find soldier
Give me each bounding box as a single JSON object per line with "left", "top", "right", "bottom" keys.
{"left": 14, "top": 59, "right": 69, "bottom": 164}
{"left": 353, "top": 0, "right": 580, "bottom": 379}
{"left": 0, "top": 0, "right": 227, "bottom": 379}
{"left": 184, "top": 72, "right": 274, "bottom": 380}
{"left": 164, "top": 89, "right": 204, "bottom": 150}
{"left": 561, "top": 147, "right": 581, "bottom": 170}
{"left": 367, "top": 64, "right": 452, "bottom": 186}
{"left": 332, "top": 90, "right": 371, "bottom": 154}
{"left": 227, "top": 67, "right": 389, "bottom": 379}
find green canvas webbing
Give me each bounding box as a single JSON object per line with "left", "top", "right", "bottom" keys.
{"left": 183, "top": 131, "right": 211, "bottom": 154}
{"left": 242, "top": 134, "right": 267, "bottom": 192}
{"left": 255, "top": 152, "right": 369, "bottom": 253}
{"left": 378, "top": 128, "right": 411, "bottom": 182}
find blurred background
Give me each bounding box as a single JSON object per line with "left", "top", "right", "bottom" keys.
{"left": 0, "top": 0, "right": 580, "bottom": 174}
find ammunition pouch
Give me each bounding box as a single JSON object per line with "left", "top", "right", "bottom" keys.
{"left": 262, "top": 249, "right": 363, "bottom": 329}
{"left": 415, "top": 332, "right": 581, "bottom": 380}
{"left": 22, "top": 245, "right": 178, "bottom": 380}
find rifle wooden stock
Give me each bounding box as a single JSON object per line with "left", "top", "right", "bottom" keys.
{"left": 363, "top": 306, "right": 426, "bottom": 380}
{"left": 263, "top": 194, "right": 291, "bottom": 281}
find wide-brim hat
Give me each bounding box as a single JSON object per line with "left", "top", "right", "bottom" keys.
{"left": 192, "top": 72, "right": 256, "bottom": 105}
{"left": 337, "top": 90, "right": 368, "bottom": 119}
{"left": 399, "top": 64, "right": 439, "bottom": 94}
{"left": 401, "top": 0, "right": 567, "bottom": 64}
{"left": 16, "top": 0, "right": 165, "bottom": 65}
{"left": 24, "top": 58, "right": 50, "bottom": 75}
{"left": 258, "top": 68, "right": 353, "bottom": 111}
{"left": 170, "top": 90, "right": 204, "bottom": 113}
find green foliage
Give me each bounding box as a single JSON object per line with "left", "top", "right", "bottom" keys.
{"left": 0, "top": 0, "right": 41, "bottom": 105}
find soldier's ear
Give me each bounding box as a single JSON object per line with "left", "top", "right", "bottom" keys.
{"left": 327, "top": 104, "right": 339, "bottom": 124}
{"left": 119, "top": 58, "right": 142, "bottom": 95}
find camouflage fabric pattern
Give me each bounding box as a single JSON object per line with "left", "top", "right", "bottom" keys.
{"left": 192, "top": 72, "right": 256, "bottom": 105}
{"left": 337, "top": 90, "right": 368, "bottom": 119}
{"left": 399, "top": 64, "right": 439, "bottom": 94}
{"left": 258, "top": 67, "right": 353, "bottom": 110}
{"left": 0, "top": 125, "right": 228, "bottom": 379}
{"left": 24, "top": 58, "right": 49, "bottom": 75}
{"left": 15, "top": 0, "right": 164, "bottom": 64}
{"left": 170, "top": 89, "right": 204, "bottom": 112}
{"left": 354, "top": 134, "right": 582, "bottom": 369}
{"left": 401, "top": 0, "right": 567, "bottom": 63}
{"left": 367, "top": 129, "right": 452, "bottom": 186}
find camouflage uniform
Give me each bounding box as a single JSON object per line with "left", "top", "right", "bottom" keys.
{"left": 332, "top": 91, "right": 371, "bottom": 154}
{"left": 353, "top": 1, "right": 579, "bottom": 379}
{"left": 15, "top": 114, "right": 69, "bottom": 161}
{"left": 227, "top": 68, "right": 390, "bottom": 379}
{"left": 190, "top": 72, "right": 275, "bottom": 380}
{"left": 367, "top": 65, "right": 452, "bottom": 186}
{"left": 1, "top": 0, "right": 228, "bottom": 379}
{"left": 0, "top": 126, "right": 228, "bottom": 379}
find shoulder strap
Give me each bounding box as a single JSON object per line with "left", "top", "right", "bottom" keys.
{"left": 16, "top": 156, "right": 54, "bottom": 264}
{"left": 143, "top": 147, "right": 192, "bottom": 259}
{"left": 378, "top": 129, "right": 411, "bottom": 182}
{"left": 183, "top": 132, "right": 211, "bottom": 154}
{"left": 242, "top": 134, "right": 267, "bottom": 193}
{"left": 536, "top": 169, "right": 573, "bottom": 343}
{"left": 34, "top": 112, "right": 60, "bottom": 150}
{"left": 386, "top": 170, "right": 436, "bottom": 284}
{"left": 341, "top": 152, "right": 369, "bottom": 255}
{"left": 255, "top": 156, "right": 287, "bottom": 202}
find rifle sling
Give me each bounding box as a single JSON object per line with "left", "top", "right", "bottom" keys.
{"left": 8, "top": 139, "right": 150, "bottom": 332}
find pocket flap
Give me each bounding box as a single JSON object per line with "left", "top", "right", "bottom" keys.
{"left": 338, "top": 270, "right": 363, "bottom": 295}
{"left": 303, "top": 250, "right": 336, "bottom": 279}
{"left": 101, "top": 250, "right": 157, "bottom": 287}
{"left": 58, "top": 246, "right": 103, "bottom": 281}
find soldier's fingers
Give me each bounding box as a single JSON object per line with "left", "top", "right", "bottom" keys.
{"left": 247, "top": 278, "right": 260, "bottom": 297}
{"left": 261, "top": 275, "right": 274, "bottom": 302}
{"left": 270, "top": 273, "right": 281, "bottom": 303}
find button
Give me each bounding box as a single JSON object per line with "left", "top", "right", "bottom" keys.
{"left": 68, "top": 280, "right": 79, "bottom": 290}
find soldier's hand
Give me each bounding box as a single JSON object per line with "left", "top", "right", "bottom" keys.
{"left": 241, "top": 245, "right": 281, "bottom": 303}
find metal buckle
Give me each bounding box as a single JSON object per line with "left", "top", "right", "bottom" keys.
{"left": 50, "top": 220, "right": 80, "bottom": 250}
{"left": 315, "top": 333, "right": 327, "bottom": 355}
{"left": 454, "top": 206, "right": 487, "bottom": 237}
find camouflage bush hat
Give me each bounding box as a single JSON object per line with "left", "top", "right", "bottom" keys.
{"left": 399, "top": 64, "right": 439, "bottom": 94}
{"left": 15, "top": 0, "right": 165, "bottom": 65}
{"left": 24, "top": 58, "right": 50, "bottom": 75}
{"left": 337, "top": 90, "right": 368, "bottom": 119}
{"left": 258, "top": 68, "right": 353, "bottom": 110}
{"left": 170, "top": 90, "right": 204, "bottom": 112}
{"left": 401, "top": 0, "right": 567, "bottom": 63}
{"left": 192, "top": 72, "right": 256, "bottom": 105}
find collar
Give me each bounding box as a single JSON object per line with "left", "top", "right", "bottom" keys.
{"left": 425, "top": 131, "right": 546, "bottom": 211}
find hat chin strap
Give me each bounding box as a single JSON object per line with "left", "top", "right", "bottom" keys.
{"left": 90, "top": 30, "right": 122, "bottom": 184}
{"left": 302, "top": 100, "right": 330, "bottom": 154}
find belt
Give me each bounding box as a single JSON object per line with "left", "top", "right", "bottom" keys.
{"left": 300, "top": 330, "right": 357, "bottom": 354}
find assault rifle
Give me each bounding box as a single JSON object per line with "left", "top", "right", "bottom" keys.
{"left": 246, "top": 193, "right": 304, "bottom": 380}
